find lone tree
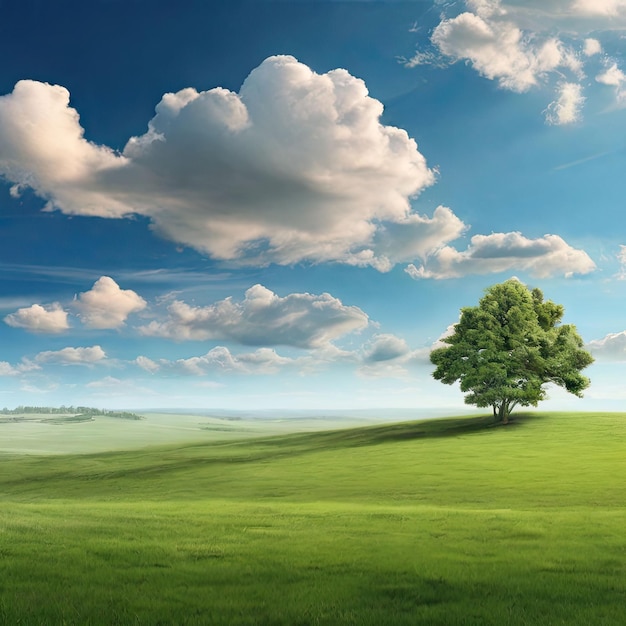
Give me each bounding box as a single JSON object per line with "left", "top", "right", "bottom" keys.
{"left": 430, "top": 280, "right": 593, "bottom": 424}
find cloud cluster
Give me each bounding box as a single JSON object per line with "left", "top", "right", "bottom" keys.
{"left": 3, "top": 277, "right": 145, "bottom": 334}
{"left": 410, "top": 0, "right": 626, "bottom": 123}
{"left": 406, "top": 232, "right": 596, "bottom": 279}
{"left": 140, "top": 284, "right": 369, "bottom": 348}
{"left": 0, "top": 56, "right": 472, "bottom": 270}
{"left": 4, "top": 303, "right": 69, "bottom": 333}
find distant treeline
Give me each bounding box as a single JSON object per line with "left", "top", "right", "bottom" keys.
{"left": 0, "top": 406, "right": 144, "bottom": 420}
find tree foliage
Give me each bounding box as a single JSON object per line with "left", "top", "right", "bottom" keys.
{"left": 430, "top": 280, "right": 593, "bottom": 423}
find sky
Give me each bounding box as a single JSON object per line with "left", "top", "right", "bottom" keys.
{"left": 0, "top": 0, "right": 625, "bottom": 412}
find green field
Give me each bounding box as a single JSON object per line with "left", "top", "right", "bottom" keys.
{"left": 1, "top": 411, "right": 625, "bottom": 625}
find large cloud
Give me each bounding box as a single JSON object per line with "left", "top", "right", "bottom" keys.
{"left": 140, "top": 284, "right": 369, "bottom": 348}
{"left": 74, "top": 276, "right": 147, "bottom": 329}
{"left": 4, "top": 303, "right": 69, "bottom": 333}
{"left": 34, "top": 345, "right": 107, "bottom": 365}
{"left": 0, "top": 56, "right": 468, "bottom": 270}
{"left": 406, "top": 232, "right": 596, "bottom": 279}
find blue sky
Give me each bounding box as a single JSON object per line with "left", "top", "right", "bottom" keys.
{"left": 0, "top": 0, "right": 625, "bottom": 411}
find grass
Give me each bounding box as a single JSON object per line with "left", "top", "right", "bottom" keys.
{"left": 0, "top": 411, "right": 625, "bottom": 624}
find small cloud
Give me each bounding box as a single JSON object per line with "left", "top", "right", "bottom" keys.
{"left": 135, "top": 355, "right": 160, "bottom": 373}
{"left": 615, "top": 245, "right": 626, "bottom": 280}
{"left": 4, "top": 302, "right": 69, "bottom": 333}
{"left": 587, "top": 331, "right": 626, "bottom": 361}
{"left": 75, "top": 276, "right": 147, "bottom": 329}
{"left": 35, "top": 345, "right": 107, "bottom": 365}
{"left": 545, "top": 82, "right": 585, "bottom": 125}
{"left": 583, "top": 38, "right": 602, "bottom": 56}
{"left": 363, "top": 334, "right": 410, "bottom": 363}
{"left": 0, "top": 361, "right": 19, "bottom": 377}
{"left": 596, "top": 62, "right": 626, "bottom": 101}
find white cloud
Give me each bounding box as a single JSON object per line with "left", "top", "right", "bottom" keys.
{"left": 75, "top": 276, "right": 147, "bottom": 329}
{"left": 572, "top": 0, "right": 626, "bottom": 16}
{"left": 140, "top": 284, "right": 369, "bottom": 349}
{"left": 587, "top": 331, "right": 626, "bottom": 360}
{"left": 135, "top": 355, "right": 160, "bottom": 373}
{"left": 545, "top": 82, "right": 585, "bottom": 125}
{"left": 363, "top": 334, "right": 410, "bottom": 362}
{"left": 139, "top": 346, "right": 294, "bottom": 377}
{"left": 596, "top": 62, "right": 626, "bottom": 101}
{"left": 0, "top": 56, "right": 466, "bottom": 271}
{"left": 0, "top": 362, "right": 19, "bottom": 376}
{"left": 4, "top": 302, "right": 69, "bottom": 333}
{"left": 583, "top": 38, "right": 602, "bottom": 56}
{"left": 358, "top": 333, "right": 429, "bottom": 378}
{"left": 431, "top": 7, "right": 572, "bottom": 93}
{"left": 0, "top": 80, "right": 128, "bottom": 217}
{"left": 406, "top": 232, "right": 596, "bottom": 279}
{"left": 34, "top": 345, "right": 107, "bottom": 365}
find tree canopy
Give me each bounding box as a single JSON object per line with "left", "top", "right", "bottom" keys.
{"left": 430, "top": 280, "right": 593, "bottom": 423}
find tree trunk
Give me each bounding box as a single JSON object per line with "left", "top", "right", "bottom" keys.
{"left": 497, "top": 401, "right": 509, "bottom": 425}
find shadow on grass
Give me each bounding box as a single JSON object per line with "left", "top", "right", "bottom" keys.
{"left": 255, "top": 411, "right": 545, "bottom": 453}
{"left": 0, "top": 413, "right": 546, "bottom": 491}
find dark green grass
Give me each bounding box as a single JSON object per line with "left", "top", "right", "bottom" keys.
{"left": 1, "top": 412, "right": 625, "bottom": 624}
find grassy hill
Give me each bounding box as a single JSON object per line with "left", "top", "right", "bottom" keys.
{"left": 1, "top": 411, "right": 625, "bottom": 624}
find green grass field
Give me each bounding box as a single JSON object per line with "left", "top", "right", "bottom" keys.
{"left": 1, "top": 411, "right": 625, "bottom": 625}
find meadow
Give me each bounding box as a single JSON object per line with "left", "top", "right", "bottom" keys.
{"left": 0, "top": 411, "right": 625, "bottom": 625}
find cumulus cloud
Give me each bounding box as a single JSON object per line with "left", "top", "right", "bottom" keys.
{"left": 135, "top": 355, "right": 160, "bottom": 374}
{"left": 363, "top": 334, "right": 410, "bottom": 363}
{"left": 583, "top": 38, "right": 602, "bottom": 56}
{"left": 75, "top": 276, "right": 147, "bottom": 329}
{"left": 587, "top": 331, "right": 626, "bottom": 361}
{"left": 545, "top": 82, "right": 585, "bottom": 125}
{"left": 358, "top": 333, "right": 429, "bottom": 378}
{"left": 140, "top": 284, "right": 369, "bottom": 348}
{"left": 431, "top": 5, "right": 574, "bottom": 93}
{"left": 4, "top": 302, "right": 69, "bottom": 333}
{"left": 0, "top": 56, "right": 467, "bottom": 270}
{"left": 34, "top": 345, "right": 107, "bottom": 365}
{"left": 596, "top": 62, "right": 626, "bottom": 101}
{"left": 137, "top": 346, "right": 294, "bottom": 376}
{"left": 405, "top": 232, "right": 596, "bottom": 279}
{"left": 0, "top": 80, "right": 127, "bottom": 217}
